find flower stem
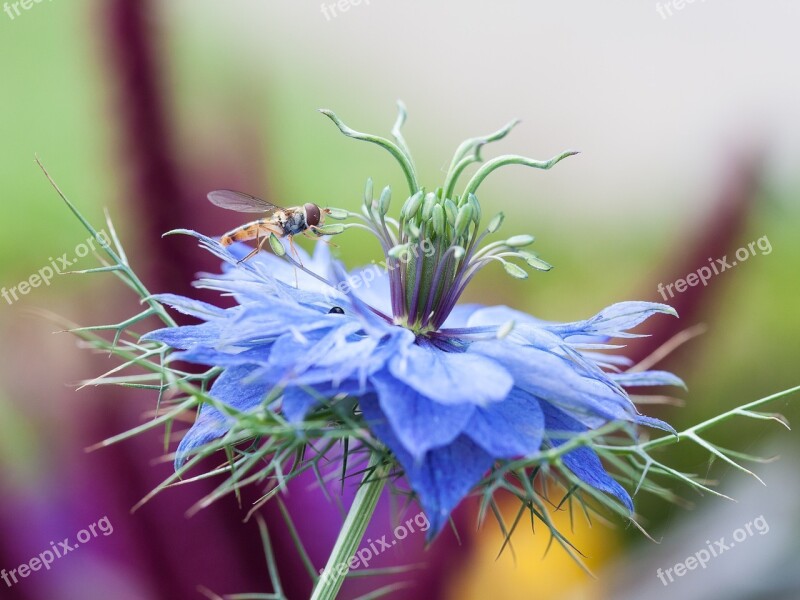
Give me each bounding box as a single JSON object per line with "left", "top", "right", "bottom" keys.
{"left": 310, "top": 451, "right": 387, "bottom": 600}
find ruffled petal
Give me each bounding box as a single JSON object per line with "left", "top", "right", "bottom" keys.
{"left": 266, "top": 323, "right": 413, "bottom": 389}
{"left": 268, "top": 321, "right": 364, "bottom": 382}
{"left": 342, "top": 265, "right": 393, "bottom": 315}
{"left": 466, "top": 304, "right": 548, "bottom": 329}
{"left": 174, "top": 365, "right": 271, "bottom": 468}
{"left": 280, "top": 379, "right": 366, "bottom": 423}
{"left": 370, "top": 372, "right": 476, "bottom": 459}
{"left": 281, "top": 387, "right": 317, "bottom": 423}
{"left": 170, "top": 345, "right": 272, "bottom": 368}
{"left": 151, "top": 293, "right": 227, "bottom": 319}
{"left": 469, "top": 340, "right": 635, "bottom": 426}
{"left": 465, "top": 388, "right": 544, "bottom": 458}
{"left": 441, "top": 303, "right": 485, "bottom": 328}
{"left": 143, "top": 322, "right": 225, "bottom": 349}
{"left": 174, "top": 404, "right": 232, "bottom": 470}
{"left": 540, "top": 401, "right": 633, "bottom": 511}
{"left": 542, "top": 301, "right": 677, "bottom": 339}
{"left": 360, "top": 395, "right": 494, "bottom": 539}
{"left": 389, "top": 340, "right": 513, "bottom": 407}
{"left": 610, "top": 370, "right": 687, "bottom": 389}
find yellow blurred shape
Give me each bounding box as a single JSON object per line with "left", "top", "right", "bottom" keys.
{"left": 446, "top": 491, "right": 620, "bottom": 600}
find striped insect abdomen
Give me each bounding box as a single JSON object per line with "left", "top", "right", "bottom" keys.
{"left": 220, "top": 219, "right": 274, "bottom": 246}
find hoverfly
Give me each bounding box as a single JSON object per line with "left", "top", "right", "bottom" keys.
{"left": 207, "top": 190, "right": 331, "bottom": 263}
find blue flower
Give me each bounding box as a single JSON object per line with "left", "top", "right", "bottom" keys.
{"left": 145, "top": 233, "right": 680, "bottom": 538}
{"left": 143, "top": 109, "right": 683, "bottom": 539}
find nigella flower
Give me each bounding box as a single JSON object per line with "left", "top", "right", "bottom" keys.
{"left": 143, "top": 106, "right": 682, "bottom": 539}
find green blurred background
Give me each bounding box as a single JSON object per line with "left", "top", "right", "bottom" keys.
{"left": 1, "top": 1, "right": 798, "bottom": 599}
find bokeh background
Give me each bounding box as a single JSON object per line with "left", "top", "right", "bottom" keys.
{"left": 1, "top": 1, "right": 798, "bottom": 599}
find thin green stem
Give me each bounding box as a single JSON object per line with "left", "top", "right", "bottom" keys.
{"left": 443, "top": 119, "right": 520, "bottom": 200}
{"left": 620, "top": 384, "right": 800, "bottom": 454}
{"left": 311, "top": 452, "right": 388, "bottom": 600}
{"left": 36, "top": 157, "right": 177, "bottom": 328}
{"left": 319, "top": 109, "right": 420, "bottom": 196}
{"left": 461, "top": 151, "right": 578, "bottom": 199}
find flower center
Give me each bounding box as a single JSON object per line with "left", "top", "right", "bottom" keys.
{"left": 367, "top": 184, "right": 552, "bottom": 336}
{"left": 319, "top": 104, "right": 576, "bottom": 335}
{"left": 391, "top": 188, "right": 484, "bottom": 333}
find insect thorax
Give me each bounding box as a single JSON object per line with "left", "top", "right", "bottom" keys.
{"left": 282, "top": 211, "right": 307, "bottom": 236}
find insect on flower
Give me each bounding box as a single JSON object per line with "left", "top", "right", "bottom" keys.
{"left": 47, "top": 104, "right": 800, "bottom": 600}
{"left": 145, "top": 105, "right": 687, "bottom": 542}
{"left": 208, "top": 189, "right": 332, "bottom": 262}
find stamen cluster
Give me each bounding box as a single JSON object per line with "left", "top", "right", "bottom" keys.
{"left": 320, "top": 104, "right": 576, "bottom": 334}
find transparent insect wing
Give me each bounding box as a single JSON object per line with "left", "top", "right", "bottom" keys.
{"left": 207, "top": 190, "right": 282, "bottom": 214}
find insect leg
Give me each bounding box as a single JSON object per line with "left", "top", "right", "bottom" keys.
{"left": 286, "top": 235, "right": 305, "bottom": 287}
{"left": 237, "top": 244, "right": 261, "bottom": 263}
{"left": 236, "top": 229, "right": 269, "bottom": 264}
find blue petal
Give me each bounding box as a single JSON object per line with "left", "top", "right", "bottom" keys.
{"left": 610, "top": 371, "right": 687, "bottom": 389}
{"left": 329, "top": 262, "right": 395, "bottom": 333}
{"left": 170, "top": 345, "right": 272, "bottom": 369}
{"left": 543, "top": 301, "right": 677, "bottom": 339}
{"left": 467, "top": 304, "right": 548, "bottom": 329}
{"left": 580, "top": 352, "right": 633, "bottom": 368}
{"left": 266, "top": 322, "right": 413, "bottom": 389}
{"left": 204, "top": 364, "right": 273, "bottom": 411}
{"left": 466, "top": 388, "right": 544, "bottom": 458}
{"left": 177, "top": 229, "right": 331, "bottom": 289}
{"left": 635, "top": 414, "right": 677, "bottom": 435}
{"left": 174, "top": 404, "right": 232, "bottom": 470}
{"left": 540, "top": 402, "right": 633, "bottom": 511}
{"left": 281, "top": 379, "right": 367, "bottom": 422}
{"left": 216, "top": 304, "right": 333, "bottom": 348}
{"left": 282, "top": 387, "right": 321, "bottom": 423}
{"left": 175, "top": 365, "right": 272, "bottom": 468}
{"left": 152, "top": 293, "right": 228, "bottom": 319}
{"left": 464, "top": 306, "right": 613, "bottom": 361}
{"left": 389, "top": 340, "right": 513, "bottom": 406}
{"left": 370, "top": 373, "right": 475, "bottom": 459}
{"left": 143, "top": 322, "right": 225, "bottom": 349}
{"left": 360, "top": 395, "right": 494, "bottom": 539}
{"left": 343, "top": 265, "right": 392, "bottom": 315}
{"left": 469, "top": 340, "right": 636, "bottom": 426}
{"left": 268, "top": 321, "right": 364, "bottom": 382}
{"left": 441, "top": 303, "right": 485, "bottom": 328}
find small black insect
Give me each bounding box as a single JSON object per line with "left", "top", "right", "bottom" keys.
{"left": 328, "top": 306, "right": 345, "bottom": 315}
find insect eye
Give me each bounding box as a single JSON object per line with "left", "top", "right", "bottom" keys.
{"left": 305, "top": 203, "right": 321, "bottom": 227}
{"left": 328, "top": 306, "right": 345, "bottom": 315}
